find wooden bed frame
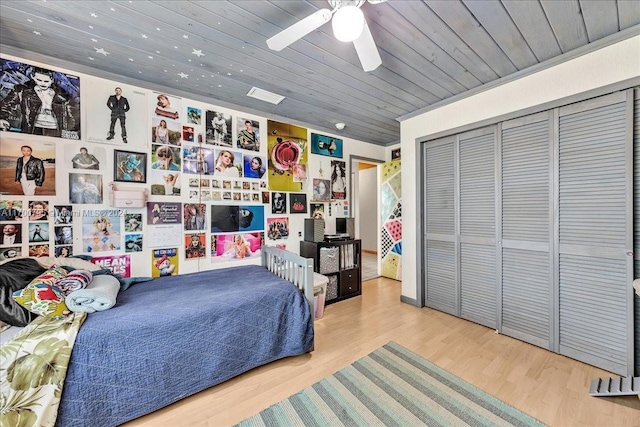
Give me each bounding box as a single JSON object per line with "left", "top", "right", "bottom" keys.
{"left": 261, "top": 245, "right": 315, "bottom": 315}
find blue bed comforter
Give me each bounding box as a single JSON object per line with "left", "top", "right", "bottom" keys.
{"left": 55, "top": 265, "right": 314, "bottom": 427}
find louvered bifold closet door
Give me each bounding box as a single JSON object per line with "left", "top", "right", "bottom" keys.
{"left": 500, "top": 112, "right": 552, "bottom": 349}
{"left": 424, "top": 138, "right": 457, "bottom": 315}
{"left": 558, "top": 91, "right": 634, "bottom": 376}
{"left": 634, "top": 87, "right": 640, "bottom": 376}
{"left": 459, "top": 127, "right": 497, "bottom": 328}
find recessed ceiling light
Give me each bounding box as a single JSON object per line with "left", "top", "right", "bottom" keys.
{"left": 246, "top": 87, "right": 285, "bottom": 105}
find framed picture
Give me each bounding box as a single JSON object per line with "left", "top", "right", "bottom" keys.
{"left": 289, "top": 193, "right": 308, "bottom": 214}
{"left": 114, "top": 150, "right": 147, "bottom": 183}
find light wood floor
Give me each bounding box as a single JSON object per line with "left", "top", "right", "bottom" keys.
{"left": 126, "top": 277, "right": 640, "bottom": 427}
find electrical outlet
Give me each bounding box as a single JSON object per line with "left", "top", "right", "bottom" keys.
{"left": 298, "top": 231, "right": 302, "bottom": 237}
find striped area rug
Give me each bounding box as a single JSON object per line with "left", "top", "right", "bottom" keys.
{"left": 237, "top": 342, "right": 545, "bottom": 427}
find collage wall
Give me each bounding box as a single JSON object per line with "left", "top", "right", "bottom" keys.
{"left": 0, "top": 54, "right": 385, "bottom": 278}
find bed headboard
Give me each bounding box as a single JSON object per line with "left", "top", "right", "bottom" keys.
{"left": 261, "top": 246, "right": 314, "bottom": 313}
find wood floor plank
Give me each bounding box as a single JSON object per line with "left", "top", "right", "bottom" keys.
{"left": 124, "top": 277, "right": 640, "bottom": 426}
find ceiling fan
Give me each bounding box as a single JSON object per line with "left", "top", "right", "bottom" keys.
{"left": 266, "top": 0, "right": 386, "bottom": 72}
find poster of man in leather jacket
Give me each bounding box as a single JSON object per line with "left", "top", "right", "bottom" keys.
{"left": 0, "top": 137, "right": 56, "bottom": 196}
{"left": 0, "top": 59, "right": 80, "bottom": 139}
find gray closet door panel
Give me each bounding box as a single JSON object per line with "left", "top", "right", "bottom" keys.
{"left": 425, "top": 139, "right": 457, "bottom": 315}
{"left": 460, "top": 243, "right": 496, "bottom": 328}
{"left": 502, "top": 119, "right": 550, "bottom": 243}
{"left": 559, "top": 255, "right": 628, "bottom": 373}
{"left": 502, "top": 248, "right": 550, "bottom": 346}
{"left": 559, "top": 101, "right": 627, "bottom": 249}
{"left": 426, "top": 240, "right": 457, "bottom": 314}
{"left": 460, "top": 132, "right": 496, "bottom": 239}
{"left": 426, "top": 142, "right": 455, "bottom": 235}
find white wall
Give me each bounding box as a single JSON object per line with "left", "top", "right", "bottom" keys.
{"left": 399, "top": 35, "right": 640, "bottom": 301}
{"left": 358, "top": 167, "right": 377, "bottom": 251}
{"left": 0, "top": 52, "right": 386, "bottom": 277}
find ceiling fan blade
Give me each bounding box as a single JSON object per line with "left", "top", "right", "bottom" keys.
{"left": 266, "top": 9, "right": 332, "bottom": 51}
{"left": 352, "top": 19, "right": 381, "bottom": 72}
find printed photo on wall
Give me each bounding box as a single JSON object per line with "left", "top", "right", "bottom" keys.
{"left": 182, "top": 125, "right": 195, "bottom": 143}
{"left": 54, "top": 205, "right": 72, "bottom": 224}
{"left": 147, "top": 202, "right": 182, "bottom": 225}
{"left": 124, "top": 233, "right": 143, "bottom": 252}
{"left": 243, "top": 154, "right": 266, "bottom": 179}
{"left": 29, "top": 244, "right": 50, "bottom": 257}
{"left": 0, "top": 246, "right": 22, "bottom": 261}
{"left": 114, "top": 149, "right": 147, "bottom": 183}
{"left": 213, "top": 148, "right": 242, "bottom": 177}
{"left": 236, "top": 117, "right": 260, "bottom": 151}
{"left": 85, "top": 77, "right": 147, "bottom": 146}
{"left": 184, "top": 203, "right": 206, "bottom": 231}
{"left": 267, "top": 120, "right": 308, "bottom": 192}
{"left": 205, "top": 110, "right": 232, "bottom": 146}
{"left": 186, "top": 106, "right": 202, "bottom": 125}
{"left": 150, "top": 170, "right": 180, "bottom": 196}
{"left": 184, "top": 233, "right": 206, "bottom": 259}
{"left": 0, "top": 137, "right": 56, "bottom": 196}
{"left": 54, "top": 225, "right": 73, "bottom": 245}
{"left": 289, "top": 193, "right": 308, "bottom": 214}
{"left": 0, "top": 58, "right": 81, "bottom": 140}
{"left": 210, "top": 232, "right": 264, "bottom": 263}
{"left": 182, "top": 146, "right": 214, "bottom": 175}
{"left": 124, "top": 213, "right": 143, "bottom": 232}
{"left": 312, "top": 179, "right": 331, "bottom": 201}
{"left": 69, "top": 173, "right": 102, "bottom": 204}
{"left": 151, "top": 248, "right": 179, "bottom": 277}
{"left": 210, "top": 205, "right": 264, "bottom": 233}
{"left": 151, "top": 144, "right": 181, "bottom": 171}
{"left": 27, "top": 222, "right": 49, "bottom": 243}
{"left": 331, "top": 160, "right": 347, "bottom": 200}
{"left": 152, "top": 92, "right": 181, "bottom": 121}
{"left": 310, "top": 133, "right": 343, "bottom": 158}
{"left": 55, "top": 246, "right": 73, "bottom": 257}
{"left": 82, "top": 210, "right": 121, "bottom": 253}
{"left": 391, "top": 148, "right": 401, "bottom": 160}
{"left": 152, "top": 117, "right": 181, "bottom": 146}
{"left": 0, "top": 200, "right": 23, "bottom": 221}
{"left": 310, "top": 203, "right": 325, "bottom": 219}
{"left": 28, "top": 200, "right": 49, "bottom": 221}
{"left": 1, "top": 223, "right": 22, "bottom": 245}
{"left": 267, "top": 218, "right": 289, "bottom": 240}
{"left": 271, "top": 192, "right": 286, "bottom": 214}
{"left": 66, "top": 145, "right": 104, "bottom": 170}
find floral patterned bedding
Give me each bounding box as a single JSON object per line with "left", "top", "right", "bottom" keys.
{"left": 0, "top": 313, "right": 86, "bottom": 427}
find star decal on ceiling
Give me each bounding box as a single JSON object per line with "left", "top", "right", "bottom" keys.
{"left": 91, "top": 38, "right": 98, "bottom": 42}
{"left": 182, "top": 34, "right": 189, "bottom": 39}
{"left": 33, "top": 31, "right": 41, "bottom": 36}
{"left": 88, "top": 57, "right": 95, "bottom": 61}
{"left": 90, "top": 13, "right": 98, "bottom": 18}
{"left": 128, "top": 58, "right": 135, "bottom": 61}
{"left": 94, "top": 47, "right": 110, "bottom": 56}
{"left": 192, "top": 49, "right": 204, "bottom": 57}
{"left": 178, "top": 72, "right": 189, "bottom": 79}
{"left": 142, "top": 34, "right": 148, "bottom": 39}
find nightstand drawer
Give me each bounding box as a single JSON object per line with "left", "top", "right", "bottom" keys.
{"left": 340, "top": 269, "right": 360, "bottom": 296}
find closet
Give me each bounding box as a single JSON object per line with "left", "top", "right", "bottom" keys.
{"left": 423, "top": 89, "right": 635, "bottom": 377}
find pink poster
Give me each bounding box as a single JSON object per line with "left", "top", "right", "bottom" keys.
{"left": 91, "top": 254, "right": 131, "bottom": 278}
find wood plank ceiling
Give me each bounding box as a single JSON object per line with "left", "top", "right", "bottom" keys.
{"left": 1, "top": 0, "right": 639, "bottom": 146}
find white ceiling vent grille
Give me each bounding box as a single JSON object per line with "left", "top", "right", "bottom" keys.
{"left": 246, "top": 87, "right": 285, "bottom": 105}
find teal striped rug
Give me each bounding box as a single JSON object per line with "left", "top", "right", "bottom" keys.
{"left": 237, "top": 342, "right": 545, "bottom": 427}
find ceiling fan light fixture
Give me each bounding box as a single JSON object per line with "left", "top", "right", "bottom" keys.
{"left": 332, "top": 5, "right": 364, "bottom": 42}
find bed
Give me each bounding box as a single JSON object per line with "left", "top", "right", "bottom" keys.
{"left": 1, "top": 246, "right": 315, "bottom": 427}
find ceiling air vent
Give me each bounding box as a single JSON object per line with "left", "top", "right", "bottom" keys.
{"left": 246, "top": 87, "right": 285, "bottom": 105}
